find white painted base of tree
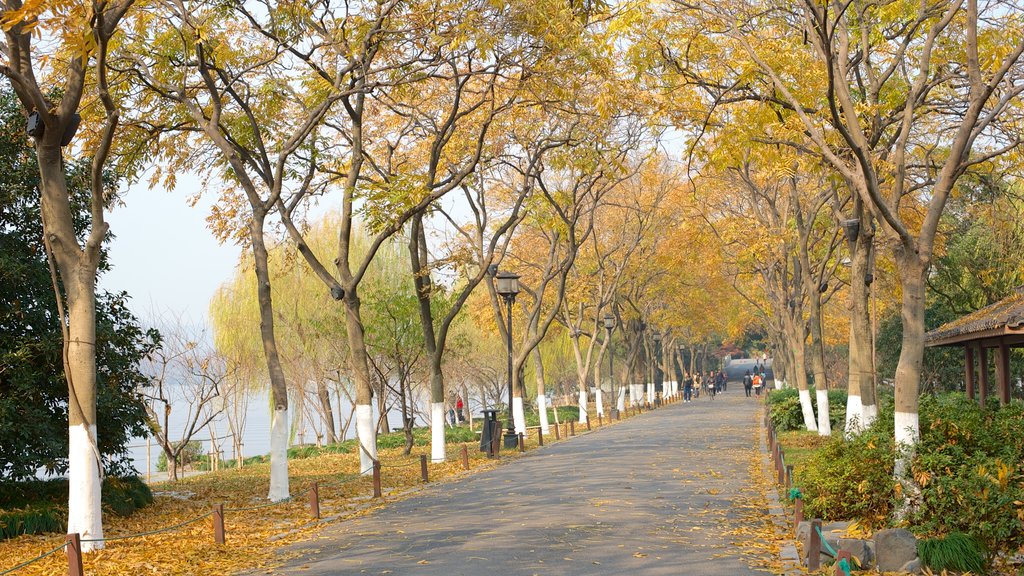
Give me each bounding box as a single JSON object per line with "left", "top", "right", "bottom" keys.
{"left": 578, "top": 389, "right": 588, "bottom": 423}
{"left": 617, "top": 388, "right": 625, "bottom": 411}
{"left": 268, "top": 407, "right": 290, "bottom": 501}
{"left": 799, "top": 389, "right": 818, "bottom": 431}
{"left": 595, "top": 389, "right": 604, "bottom": 416}
{"left": 647, "top": 383, "right": 654, "bottom": 404}
{"left": 844, "top": 394, "right": 863, "bottom": 436}
{"left": 431, "top": 402, "right": 445, "bottom": 463}
{"left": 537, "top": 394, "right": 550, "bottom": 434}
{"left": 862, "top": 403, "right": 878, "bottom": 428}
{"left": 895, "top": 411, "right": 919, "bottom": 447}
{"left": 355, "top": 404, "right": 377, "bottom": 475}
{"left": 68, "top": 424, "right": 103, "bottom": 551}
{"left": 512, "top": 396, "right": 526, "bottom": 434}
{"left": 816, "top": 389, "right": 831, "bottom": 436}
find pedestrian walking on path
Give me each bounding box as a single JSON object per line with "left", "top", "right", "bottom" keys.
{"left": 743, "top": 370, "right": 752, "bottom": 397}
{"left": 752, "top": 373, "right": 763, "bottom": 396}
{"left": 684, "top": 371, "right": 694, "bottom": 402}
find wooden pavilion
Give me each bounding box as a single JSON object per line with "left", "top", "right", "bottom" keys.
{"left": 924, "top": 287, "right": 1024, "bottom": 406}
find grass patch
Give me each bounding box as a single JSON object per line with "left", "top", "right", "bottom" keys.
{"left": 918, "top": 532, "right": 986, "bottom": 574}
{"left": 775, "top": 430, "right": 827, "bottom": 473}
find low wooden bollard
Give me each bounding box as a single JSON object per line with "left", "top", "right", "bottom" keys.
{"left": 537, "top": 427, "right": 544, "bottom": 446}
{"left": 785, "top": 464, "right": 793, "bottom": 489}
{"left": 420, "top": 454, "right": 429, "bottom": 483}
{"left": 554, "top": 422, "right": 561, "bottom": 440}
{"left": 309, "top": 482, "right": 320, "bottom": 519}
{"left": 491, "top": 423, "right": 502, "bottom": 457}
{"left": 518, "top": 433, "right": 525, "bottom": 452}
{"left": 598, "top": 413, "right": 603, "bottom": 426}
{"left": 569, "top": 421, "right": 575, "bottom": 436}
{"left": 616, "top": 409, "right": 621, "bottom": 421}
{"left": 586, "top": 417, "right": 592, "bottom": 431}
{"left": 461, "top": 445, "right": 469, "bottom": 470}
{"left": 794, "top": 497, "right": 804, "bottom": 532}
{"left": 372, "top": 461, "right": 382, "bottom": 498}
{"left": 66, "top": 533, "right": 84, "bottom": 576}
{"left": 213, "top": 503, "right": 225, "bottom": 544}
{"left": 807, "top": 518, "right": 822, "bottom": 570}
{"left": 834, "top": 550, "right": 852, "bottom": 575}
{"left": 777, "top": 452, "right": 786, "bottom": 485}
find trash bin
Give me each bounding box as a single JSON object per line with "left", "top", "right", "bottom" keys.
{"left": 480, "top": 409, "right": 498, "bottom": 455}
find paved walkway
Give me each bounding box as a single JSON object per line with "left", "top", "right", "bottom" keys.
{"left": 269, "top": 391, "right": 769, "bottom": 575}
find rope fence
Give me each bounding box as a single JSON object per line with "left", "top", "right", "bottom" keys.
{"left": 764, "top": 409, "right": 852, "bottom": 576}
{"left": 1, "top": 390, "right": 678, "bottom": 575}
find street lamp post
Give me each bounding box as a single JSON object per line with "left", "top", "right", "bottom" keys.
{"left": 495, "top": 270, "right": 521, "bottom": 449}
{"left": 604, "top": 313, "right": 617, "bottom": 419}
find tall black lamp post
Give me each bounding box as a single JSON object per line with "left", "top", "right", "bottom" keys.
{"left": 495, "top": 270, "right": 521, "bottom": 449}
{"left": 604, "top": 313, "right": 617, "bottom": 419}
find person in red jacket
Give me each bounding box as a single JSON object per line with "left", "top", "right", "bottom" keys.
{"left": 456, "top": 395, "right": 465, "bottom": 423}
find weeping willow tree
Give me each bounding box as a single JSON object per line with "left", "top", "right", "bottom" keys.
{"left": 210, "top": 217, "right": 432, "bottom": 457}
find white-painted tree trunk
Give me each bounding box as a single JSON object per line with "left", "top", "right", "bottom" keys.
{"left": 617, "top": 387, "right": 626, "bottom": 411}
{"left": 68, "top": 424, "right": 103, "bottom": 551}
{"left": 816, "top": 389, "right": 831, "bottom": 436}
{"left": 844, "top": 394, "right": 863, "bottom": 437}
{"left": 268, "top": 407, "right": 290, "bottom": 501}
{"left": 595, "top": 389, "right": 604, "bottom": 416}
{"left": 894, "top": 411, "right": 919, "bottom": 447}
{"left": 431, "top": 402, "right": 445, "bottom": 462}
{"left": 647, "top": 383, "right": 654, "bottom": 405}
{"left": 862, "top": 403, "right": 878, "bottom": 429}
{"left": 512, "top": 397, "right": 526, "bottom": 434}
{"left": 537, "top": 394, "right": 550, "bottom": 434}
{"left": 578, "top": 389, "right": 588, "bottom": 423}
{"left": 798, "top": 389, "right": 818, "bottom": 431}
{"left": 355, "top": 404, "right": 377, "bottom": 475}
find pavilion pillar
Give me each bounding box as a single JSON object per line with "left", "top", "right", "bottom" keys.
{"left": 978, "top": 344, "right": 989, "bottom": 408}
{"left": 996, "top": 339, "right": 1011, "bottom": 406}
{"left": 965, "top": 345, "right": 975, "bottom": 400}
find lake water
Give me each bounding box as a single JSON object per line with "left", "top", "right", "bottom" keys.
{"left": 126, "top": 386, "right": 430, "bottom": 480}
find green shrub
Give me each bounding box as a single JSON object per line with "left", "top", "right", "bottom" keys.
{"left": 796, "top": 405, "right": 897, "bottom": 526}
{"left": 0, "top": 476, "right": 153, "bottom": 539}
{"left": 524, "top": 405, "right": 579, "bottom": 425}
{"left": 909, "top": 394, "right": 1024, "bottom": 559}
{"left": 156, "top": 440, "right": 204, "bottom": 472}
{"left": 0, "top": 507, "right": 62, "bottom": 539}
{"left": 101, "top": 476, "right": 153, "bottom": 517}
{"left": 767, "top": 388, "right": 847, "bottom": 432}
{"left": 917, "top": 532, "right": 986, "bottom": 574}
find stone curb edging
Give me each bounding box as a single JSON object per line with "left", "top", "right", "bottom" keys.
{"left": 759, "top": 407, "right": 803, "bottom": 575}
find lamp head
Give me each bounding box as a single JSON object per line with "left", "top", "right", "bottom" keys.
{"left": 495, "top": 271, "right": 520, "bottom": 296}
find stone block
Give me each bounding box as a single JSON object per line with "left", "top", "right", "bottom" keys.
{"left": 874, "top": 528, "right": 917, "bottom": 572}
{"left": 901, "top": 557, "right": 922, "bottom": 574}
{"left": 838, "top": 538, "right": 874, "bottom": 570}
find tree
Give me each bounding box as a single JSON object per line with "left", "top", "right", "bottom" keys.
{"left": 140, "top": 318, "right": 228, "bottom": 481}
{"left": 0, "top": 0, "right": 139, "bottom": 542}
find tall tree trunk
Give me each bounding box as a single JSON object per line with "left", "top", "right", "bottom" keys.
{"left": 893, "top": 250, "right": 927, "bottom": 481}
{"left": 408, "top": 214, "right": 448, "bottom": 462}
{"left": 250, "top": 216, "right": 291, "bottom": 501}
{"left": 846, "top": 215, "right": 875, "bottom": 434}
{"left": 806, "top": 292, "right": 830, "bottom": 436}
{"left": 784, "top": 313, "right": 817, "bottom": 431}
{"left": 533, "top": 349, "right": 550, "bottom": 434}
{"left": 343, "top": 287, "right": 378, "bottom": 475}
{"left": 316, "top": 379, "right": 337, "bottom": 444}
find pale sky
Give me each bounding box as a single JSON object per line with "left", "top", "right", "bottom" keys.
{"left": 100, "top": 173, "right": 240, "bottom": 324}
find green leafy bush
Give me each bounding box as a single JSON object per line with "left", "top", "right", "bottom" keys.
{"left": 0, "top": 476, "right": 153, "bottom": 539}
{"left": 767, "top": 388, "right": 847, "bottom": 432}
{"left": 795, "top": 392, "right": 1024, "bottom": 564}
{"left": 0, "top": 506, "right": 62, "bottom": 539}
{"left": 917, "top": 532, "right": 986, "bottom": 574}
{"left": 101, "top": 476, "right": 153, "bottom": 517}
{"left": 909, "top": 394, "right": 1024, "bottom": 559}
{"left": 796, "top": 402, "right": 896, "bottom": 526}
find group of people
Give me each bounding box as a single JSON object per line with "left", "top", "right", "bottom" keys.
{"left": 681, "top": 370, "right": 727, "bottom": 402}
{"left": 742, "top": 367, "right": 769, "bottom": 397}
{"left": 447, "top": 395, "right": 465, "bottom": 427}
